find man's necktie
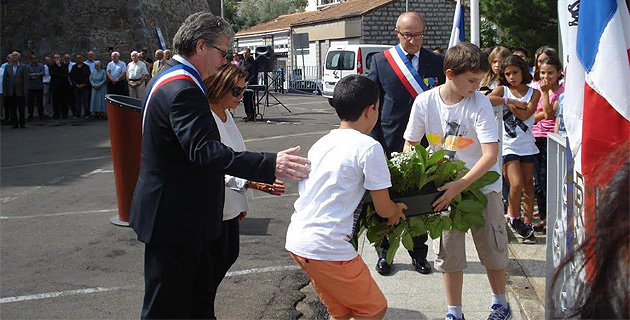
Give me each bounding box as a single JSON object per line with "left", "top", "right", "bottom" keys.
{"left": 406, "top": 53, "right": 415, "bottom": 62}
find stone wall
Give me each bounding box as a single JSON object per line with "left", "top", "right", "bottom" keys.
{"left": 0, "top": 0, "right": 212, "bottom": 63}
{"left": 362, "top": 0, "right": 470, "bottom": 50}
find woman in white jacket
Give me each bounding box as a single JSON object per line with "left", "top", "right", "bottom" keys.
{"left": 203, "top": 64, "right": 285, "bottom": 308}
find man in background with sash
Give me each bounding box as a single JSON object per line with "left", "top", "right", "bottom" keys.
{"left": 367, "top": 11, "right": 445, "bottom": 276}
{"left": 130, "top": 12, "right": 310, "bottom": 319}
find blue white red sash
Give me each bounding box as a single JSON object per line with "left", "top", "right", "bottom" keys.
{"left": 142, "top": 63, "right": 205, "bottom": 133}
{"left": 383, "top": 44, "right": 429, "bottom": 98}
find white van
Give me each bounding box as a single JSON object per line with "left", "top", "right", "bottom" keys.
{"left": 322, "top": 44, "right": 392, "bottom": 102}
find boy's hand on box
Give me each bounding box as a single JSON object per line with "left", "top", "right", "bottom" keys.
{"left": 434, "top": 180, "right": 468, "bottom": 212}
{"left": 386, "top": 203, "right": 407, "bottom": 225}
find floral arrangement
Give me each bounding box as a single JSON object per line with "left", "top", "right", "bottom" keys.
{"left": 351, "top": 146, "right": 500, "bottom": 264}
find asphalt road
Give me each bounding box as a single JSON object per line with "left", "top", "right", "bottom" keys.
{"left": 0, "top": 93, "right": 336, "bottom": 319}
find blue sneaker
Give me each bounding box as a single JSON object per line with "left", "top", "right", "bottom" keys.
{"left": 488, "top": 303, "right": 512, "bottom": 320}
{"left": 445, "top": 313, "right": 465, "bottom": 320}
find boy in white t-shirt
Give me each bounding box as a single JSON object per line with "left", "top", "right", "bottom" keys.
{"left": 403, "top": 43, "right": 510, "bottom": 320}
{"left": 285, "top": 74, "right": 406, "bottom": 320}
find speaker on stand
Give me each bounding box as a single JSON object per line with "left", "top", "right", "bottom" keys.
{"left": 254, "top": 46, "right": 290, "bottom": 116}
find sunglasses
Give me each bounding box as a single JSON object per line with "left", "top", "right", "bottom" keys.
{"left": 231, "top": 86, "right": 245, "bottom": 97}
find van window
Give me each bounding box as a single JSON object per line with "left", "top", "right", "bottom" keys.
{"left": 365, "top": 52, "right": 379, "bottom": 71}
{"left": 326, "top": 51, "right": 355, "bottom": 70}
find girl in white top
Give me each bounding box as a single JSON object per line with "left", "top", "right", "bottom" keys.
{"left": 488, "top": 55, "right": 541, "bottom": 243}
{"left": 204, "top": 64, "right": 285, "bottom": 311}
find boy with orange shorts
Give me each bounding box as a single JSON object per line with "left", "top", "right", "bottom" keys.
{"left": 285, "top": 74, "right": 406, "bottom": 320}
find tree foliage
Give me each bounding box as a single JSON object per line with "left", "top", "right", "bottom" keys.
{"left": 480, "top": 0, "right": 558, "bottom": 59}
{"left": 224, "top": 0, "right": 308, "bottom": 33}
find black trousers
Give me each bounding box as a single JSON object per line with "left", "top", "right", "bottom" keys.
{"left": 208, "top": 217, "right": 240, "bottom": 310}
{"left": 534, "top": 137, "right": 548, "bottom": 220}
{"left": 6, "top": 95, "right": 25, "bottom": 126}
{"left": 143, "top": 241, "right": 217, "bottom": 319}
{"left": 51, "top": 84, "right": 68, "bottom": 118}
{"left": 377, "top": 234, "right": 428, "bottom": 261}
{"left": 142, "top": 217, "right": 240, "bottom": 320}
{"left": 108, "top": 80, "right": 127, "bottom": 96}
{"left": 243, "top": 90, "right": 256, "bottom": 118}
{"left": 28, "top": 89, "right": 44, "bottom": 119}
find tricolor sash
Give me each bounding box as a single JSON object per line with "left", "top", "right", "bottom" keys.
{"left": 142, "top": 63, "right": 206, "bottom": 133}
{"left": 383, "top": 44, "right": 429, "bottom": 98}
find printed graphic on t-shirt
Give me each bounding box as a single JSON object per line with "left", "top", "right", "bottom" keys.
{"left": 503, "top": 109, "right": 530, "bottom": 138}
{"left": 426, "top": 119, "right": 474, "bottom": 158}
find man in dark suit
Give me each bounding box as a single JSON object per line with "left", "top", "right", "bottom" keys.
{"left": 367, "top": 12, "right": 445, "bottom": 275}
{"left": 242, "top": 48, "right": 258, "bottom": 121}
{"left": 130, "top": 12, "right": 310, "bottom": 319}
{"left": 3, "top": 51, "right": 29, "bottom": 128}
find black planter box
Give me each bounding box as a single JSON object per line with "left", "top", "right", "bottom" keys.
{"left": 362, "top": 184, "right": 445, "bottom": 217}
{"left": 391, "top": 191, "right": 445, "bottom": 217}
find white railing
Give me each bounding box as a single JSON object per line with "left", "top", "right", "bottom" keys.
{"left": 545, "top": 133, "right": 586, "bottom": 319}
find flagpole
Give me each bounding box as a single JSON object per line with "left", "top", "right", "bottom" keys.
{"left": 470, "top": 0, "right": 480, "bottom": 46}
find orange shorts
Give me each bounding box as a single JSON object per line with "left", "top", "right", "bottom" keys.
{"left": 290, "top": 252, "right": 387, "bottom": 318}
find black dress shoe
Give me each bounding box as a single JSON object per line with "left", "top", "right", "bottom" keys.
{"left": 375, "top": 258, "right": 392, "bottom": 275}
{"left": 411, "top": 258, "right": 432, "bottom": 274}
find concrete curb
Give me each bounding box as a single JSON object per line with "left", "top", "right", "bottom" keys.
{"left": 505, "top": 229, "right": 546, "bottom": 320}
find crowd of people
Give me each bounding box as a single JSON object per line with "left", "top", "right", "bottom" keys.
{"left": 0, "top": 48, "right": 173, "bottom": 127}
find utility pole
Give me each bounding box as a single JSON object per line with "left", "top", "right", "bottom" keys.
{"left": 470, "top": 0, "right": 480, "bottom": 46}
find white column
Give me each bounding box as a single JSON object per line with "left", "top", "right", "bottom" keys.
{"left": 470, "top": 0, "right": 480, "bottom": 46}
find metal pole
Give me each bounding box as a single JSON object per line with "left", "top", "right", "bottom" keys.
{"left": 470, "top": 0, "right": 480, "bottom": 46}
{"left": 221, "top": 0, "right": 224, "bottom": 19}
{"left": 406, "top": 0, "right": 409, "bottom": 11}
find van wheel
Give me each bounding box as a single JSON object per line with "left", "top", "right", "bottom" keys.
{"left": 328, "top": 98, "right": 334, "bottom": 107}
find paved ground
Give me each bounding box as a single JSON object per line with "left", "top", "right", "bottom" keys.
{"left": 0, "top": 93, "right": 337, "bottom": 319}
{"left": 0, "top": 92, "right": 546, "bottom": 319}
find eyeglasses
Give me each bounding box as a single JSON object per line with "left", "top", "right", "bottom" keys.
{"left": 231, "top": 86, "right": 245, "bottom": 97}
{"left": 397, "top": 30, "right": 425, "bottom": 40}
{"left": 210, "top": 45, "right": 228, "bottom": 59}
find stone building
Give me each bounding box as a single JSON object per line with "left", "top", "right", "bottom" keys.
{"left": 0, "top": 0, "right": 221, "bottom": 62}
{"left": 235, "top": 0, "right": 469, "bottom": 82}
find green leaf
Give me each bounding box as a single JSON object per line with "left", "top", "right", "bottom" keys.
{"left": 463, "top": 211, "right": 486, "bottom": 227}
{"left": 469, "top": 188, "right": 488, "bottom": 207}
{"left": 452, "top": 160, "right": 467, "bottom": 171}
{"left": 435, "top": 162, "right": 454, "bottom": 187}
{"left": 366, "top": 224, "right": 383, "bottom": 243}
{"left": 452, "top": 194, "right": 462, "bottom": 205}
{"left": 457, "top": 199, "right": 485, "bottom": 213}
{"left": 417, "top": 175, "right": 437, "bottom": 191}
{"left": 428, "top": 149, "right": 447, "bottom": 166}
{"left": 452, "top": 210, "right": 464, "bottom": 230}
{"left": 441, "top": 216, "right": 453, "bottom": 230}
{"left": 467, "top": 171, "right": 500, "bottom": 190}
{"left": 393, "top": 222, "right": 405, "bottom": 238}
{"left": 428, "top": 227, "right": 442, "bottom": 239}
{"left": 408, "top": 216, "right": 427, "bottom": 236}
{"left": 402, "top": 231, "right": 414, "bottom": 251}
{"left": 385, "top": 236, "right": 400, "bottom": 264}
{"left": 415, "top": 146, "right": 428, "bottom": 167}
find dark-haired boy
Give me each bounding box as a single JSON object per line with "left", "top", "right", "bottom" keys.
{"left": 404, "top": 43, "right": 511, "bottom": 320}
{"left": 286, "top": 74, "right": 406, "bottom": 320}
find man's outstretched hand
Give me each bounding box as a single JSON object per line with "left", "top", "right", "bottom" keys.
{"left": 275, "top": 146, "right": 310, "bottom": 181}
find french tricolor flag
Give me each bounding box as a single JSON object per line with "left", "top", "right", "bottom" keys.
{"left": 576, "top": 0, "right": 630, "bottom": 186}
{"left": 448, "top": 0, "right": 465, "bottom": 48}
{"left": 561, "top": 0, "right": 630, "bottom": 280}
